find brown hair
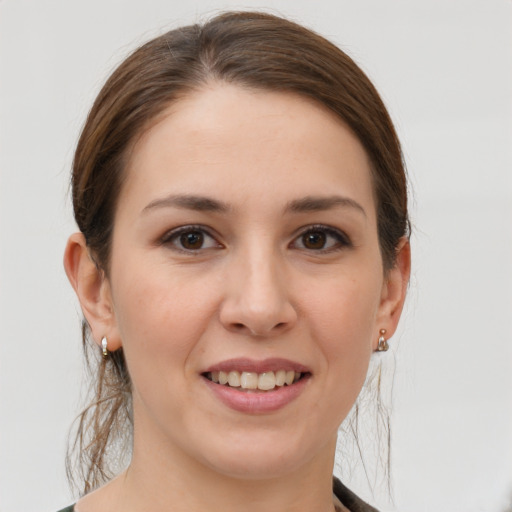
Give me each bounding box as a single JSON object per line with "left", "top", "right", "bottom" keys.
{"left": 68, "top": 10, "right": 409, "bottom": 495}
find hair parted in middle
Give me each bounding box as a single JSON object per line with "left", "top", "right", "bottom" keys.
{"left": 68, "top": 10, "right": 409, "bottom": 495}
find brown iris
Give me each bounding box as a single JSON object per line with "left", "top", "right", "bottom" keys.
{"left": 180, "top": 231, "right": 204, "bottom": 250}
{"left": 302, "top": 231, "right": 326, "bottom": 249}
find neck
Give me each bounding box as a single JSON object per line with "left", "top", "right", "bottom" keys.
{"left": 120, "top": 442, "right": 337, "bottom": 512}
{"left": 77, "top": 410, "right": 340, "bottom": 512}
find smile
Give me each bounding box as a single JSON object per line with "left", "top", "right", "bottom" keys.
{"left": 201, "top": 358, "right": 311, "bottom": 412}
{"left": 204, "top": 370, "right": 305, "bottom": 391}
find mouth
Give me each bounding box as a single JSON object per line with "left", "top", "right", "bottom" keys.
{"left": 201, "top": 359, "right": 311, "bottom": 412}
{"left": 202, "top": 370, "right": 309, "bottom": 392}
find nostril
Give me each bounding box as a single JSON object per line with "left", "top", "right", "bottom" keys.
{"left": 230, "top": 321, "right": 289, "bottom": 336}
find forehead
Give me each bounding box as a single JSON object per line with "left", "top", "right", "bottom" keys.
{"left": 121, "top": 83, "right": 375, "bottom": 217}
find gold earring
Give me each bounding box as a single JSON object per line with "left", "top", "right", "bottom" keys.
{"left": 101, "top": 336, "right": 108, "bottom": 358}
{"left": 377, "top": 329, "right": 389, "bottom": 352}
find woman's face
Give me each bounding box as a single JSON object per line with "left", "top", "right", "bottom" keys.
{"left": 102, "top": 84, "right": 402, "bottom": 479}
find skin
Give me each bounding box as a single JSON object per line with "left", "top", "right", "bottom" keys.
{"left": 65, "top": 83, "right": 410, "bottom": 512}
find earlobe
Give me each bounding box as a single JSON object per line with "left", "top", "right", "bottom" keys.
{"left": 376, "top": 237, "right": 411, "bottom": 343}
{"left": 63, "top": 233, "right": 121, "bottom": 351}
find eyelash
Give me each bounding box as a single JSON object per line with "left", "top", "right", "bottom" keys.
{"left": 160, "top": 224, "right": 351, "bottom": 254}
{"left": 160, "top": 225, "right": 222, "bottom": 254}
{"left": 290, "top": 224, "right": 352, "bottom": 253}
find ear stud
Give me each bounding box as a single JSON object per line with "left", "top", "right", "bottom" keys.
{"left": 377, "top": 329, "right": 389, "bottom": 352}
{"left": 101, "top": 337, "right": 108, "bottom": 358}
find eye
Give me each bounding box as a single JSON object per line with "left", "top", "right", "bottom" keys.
{"left": 161, "top": 226, "right": 222, "bottom": 253}
{"left": 292, "top": 225, "right": 351, "bottom": 252}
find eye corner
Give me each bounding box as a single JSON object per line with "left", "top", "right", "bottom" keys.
{"left": 290, "top": 224, "right": 352, "bottom": 253}
{"left": 160, "top": 224, "right": 224, "bottom": 254}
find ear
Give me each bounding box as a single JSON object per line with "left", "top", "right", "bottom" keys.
{"left": 375, "top": 237, "right": 411, "bottom": 346}
{"left": 63, "top": 233, "right": 122, "bottom": 351}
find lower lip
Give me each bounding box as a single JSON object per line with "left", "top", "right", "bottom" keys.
{"left": 202, "top": 375, "right": 310, "bottom": 414}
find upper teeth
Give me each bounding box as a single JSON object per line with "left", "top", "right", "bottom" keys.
{"left": 209, "top": 370, "right": 301, "bottom": 391}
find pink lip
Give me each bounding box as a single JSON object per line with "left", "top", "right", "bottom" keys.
{"left": 203, "top": 357, "right": 310, "bottom": 374}
{"left": 201, "top": 358, "right": 311, "bottom": 414}
{"left": 202, "top": 376, "right": 310, "bottom": 414}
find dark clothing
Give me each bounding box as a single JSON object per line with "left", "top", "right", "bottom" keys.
{"left": 57, "top": 477, "right": 379, "bottom": 512}
{"left": 333, "top": 477, "right": 379, "bottom": 511}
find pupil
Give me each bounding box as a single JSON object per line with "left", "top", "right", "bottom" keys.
{"left": 181, "top": 231, "right": 203, "bottom": 249}
{"left": 304, "top": 231, "right": 326, "bottom": 249}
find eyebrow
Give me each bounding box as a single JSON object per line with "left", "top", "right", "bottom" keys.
{"left": 285, "top": 195, "right": 366, "bottom": 217}
{"left": 142, "top": 193, "right": 366, "bottom": 217}
{"left": 142, "top": 194, "right": 231, "bottom": 214}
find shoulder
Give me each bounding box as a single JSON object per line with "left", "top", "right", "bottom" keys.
{"left": 57, "top": 481, "right": 375, "bottom": 512}
{"left": 333, "top": 477, "right": 380, "bottom": 512}
{"left": 56, "top": 506, "right": 75, "bottom": 512}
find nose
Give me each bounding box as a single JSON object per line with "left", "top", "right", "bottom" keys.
{"left": 219, "top": 248, "right": 298, "bottom": 337}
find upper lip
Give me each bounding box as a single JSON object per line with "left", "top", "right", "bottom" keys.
{"left": 202, "top": 357, "right": 310, "bottom": 374}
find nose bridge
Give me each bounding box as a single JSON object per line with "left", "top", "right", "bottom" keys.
{"left": 244, "top": 243, "right": 282, "bottom": 307}
{"left": 220, "top": 237, "right": 296, "bottom": 336}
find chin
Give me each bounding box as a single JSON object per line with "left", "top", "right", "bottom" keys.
{"left": 203, "top": 451, "right": 304, "bottom": 481}
{"left": 195, "top": 428, "right": 334, "bottom": 481}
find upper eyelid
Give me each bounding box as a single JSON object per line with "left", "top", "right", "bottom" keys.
{"left": 159, "top": 223, "right": 351, "bottom": 248}
{"left": 160, "top": 225, "right": 222, "bottom": 248}
{"left": 290, "top": 225, "right": 352, "bottom": 250}
{"left": 293, "top": 224, "right": 350, "bottom": 240}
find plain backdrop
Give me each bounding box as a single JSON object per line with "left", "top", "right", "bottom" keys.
{"left": 0, "top": 1, "right": 511, "bottom": 511}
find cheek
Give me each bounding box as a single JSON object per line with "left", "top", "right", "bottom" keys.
{"left": 307, "top": 270, "right": 382, "bottom": 338}
{"left": 306, "top": 272, "right": 382, "bottom": 385}
{"left": 111, "top": 266, "right": 221, "bottom": 371}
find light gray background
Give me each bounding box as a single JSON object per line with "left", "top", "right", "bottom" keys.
{"left": 1, "top": 1, "right": 511, "bottom": 511}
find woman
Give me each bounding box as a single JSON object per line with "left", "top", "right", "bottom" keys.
{"left": 62, "top": 11, "right": 410, "bottom": 512}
